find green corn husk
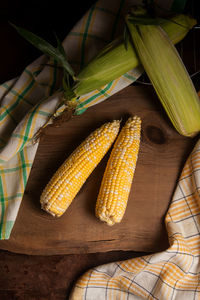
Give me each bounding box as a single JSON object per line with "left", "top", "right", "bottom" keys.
{"left": 126, "top": 16, "right": 200, "bottom": 137}
{"left": 73, "top": 13, "right": 196, "bottom": 97}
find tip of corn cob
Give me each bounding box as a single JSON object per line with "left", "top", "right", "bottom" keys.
{"left": 125, "top": 115, "right": 142, "bottom": 128}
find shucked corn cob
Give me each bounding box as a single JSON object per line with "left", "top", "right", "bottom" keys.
{"left": 73, "top": 14, "right": 196, "bottom": 97}
{"left": 126, "top": 15, "right": 200, "bottom": 137}
{"left": 40, "top": 120, "right": 120, "bottom": 217}
{"left": 95, "top": 116, "right": 141, "bottom": 225}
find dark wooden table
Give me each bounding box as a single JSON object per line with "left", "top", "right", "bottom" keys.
{"left": 0, "top": 1, "right": 199, "bottom": 299}
{"left": 0, "top": 249, "right": 149, "bottom": 299}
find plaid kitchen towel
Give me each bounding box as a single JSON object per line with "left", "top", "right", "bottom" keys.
{"left": 70, "top": 138, "right": 200, "bottom": 299}
{"left": 0, "top": 0, "right": 188, "bottom": 239}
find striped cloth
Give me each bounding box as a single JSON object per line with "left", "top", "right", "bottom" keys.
{"left": 0, "top": 0, "right": 187, "bottom": 240}
{"left": 70, "top": 138, "right": 200, "bottom": 299}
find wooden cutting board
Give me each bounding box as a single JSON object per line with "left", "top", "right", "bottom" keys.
{"left": 0, "top": 86, "right": 196, "bottom": 255}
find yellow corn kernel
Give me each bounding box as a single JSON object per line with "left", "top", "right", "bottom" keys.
{"left": 40, "top": 120, "right": 120, "bottom": 217}
{"left": 95, "top": 116, "right": 141, "bottom": 225}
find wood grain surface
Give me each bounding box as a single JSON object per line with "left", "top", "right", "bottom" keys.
{"left": 0, "top": 249, "right": 148, "bottom": 299}
{"left": 0, "top": 85, "right": 196, "bottom": 255}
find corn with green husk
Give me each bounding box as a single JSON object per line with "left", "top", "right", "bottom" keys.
{"left": 12, "top": 11, "right": 196, "bottom": 108}
{"left": 125, "top": 13, "right": 200, "bottom": 137}
{"left": 73, "top": 13, "right": 197, "bottom": 96}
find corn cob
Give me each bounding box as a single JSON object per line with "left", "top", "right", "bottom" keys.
{"left": 40, "top": 120, "right": 120, "bottom": 217}
{"left": 125, "top": 16, "right": 200, "bottom": 137}
{"left": 73, "top": 14, "right": 196, "bottom": 97}
{"left": 95, "top": 116, "right": 141, "bottom": 225}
